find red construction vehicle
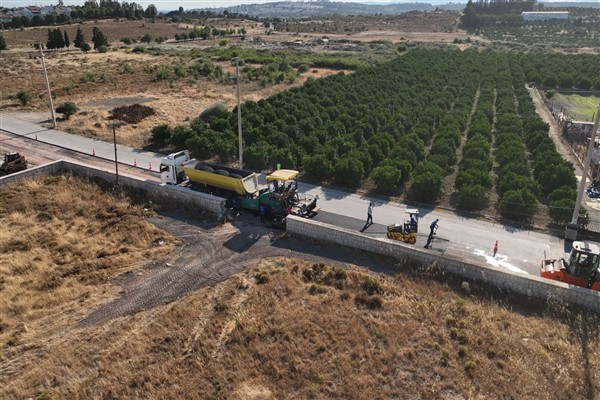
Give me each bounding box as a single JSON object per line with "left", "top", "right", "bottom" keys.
{"left": 541, "top": 241, "right": 600, "bottom": 291}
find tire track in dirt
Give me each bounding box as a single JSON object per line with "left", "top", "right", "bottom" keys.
{"left": 77, "top": 216, "right": 290, "bottom": 327}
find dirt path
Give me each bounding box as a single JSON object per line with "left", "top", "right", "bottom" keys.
{"left": 77, "top": 212, "right": 395, "bottom": 327}
{"left": 528, "top": 87, "right": 583, "bottom": 176}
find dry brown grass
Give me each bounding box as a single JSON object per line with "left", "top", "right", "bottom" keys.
{"left": 0, "top": 175, "right": 175, "bottom": 368}
{"left": 2, "top": 248, "right": 599, "bottom": 399}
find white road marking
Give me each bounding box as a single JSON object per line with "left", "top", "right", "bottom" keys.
{"left": 473, "top": 249, "right": 529, "bottom": 274}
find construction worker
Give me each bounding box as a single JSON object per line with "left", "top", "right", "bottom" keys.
{"left": 493, "top": 241, "right": 499, "bottom": 257}
{"left": 424, "top": 231, "right": 434, "bottom": 249}
{"left": 367, "top": 202, "right": 373, "bottom": 225}
{"left": 429, "top": 219, "right": 439, "bottom": 236}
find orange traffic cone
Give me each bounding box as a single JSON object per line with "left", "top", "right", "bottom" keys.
{"left": 92, "top": 149, "right": 96, "bottom": 156}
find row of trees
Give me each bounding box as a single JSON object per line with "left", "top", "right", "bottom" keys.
{"left": 146, "top": 48, "right": 582, "bottom": 223}
{"left": 43, "top": 26, "right": 108, "bottom": 52}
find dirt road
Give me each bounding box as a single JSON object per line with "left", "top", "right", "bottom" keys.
{"left": 77, "top": 212, "right": 396, "bottom": 327}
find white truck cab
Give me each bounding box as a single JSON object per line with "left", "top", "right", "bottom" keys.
{"left": 160, "top": 150, "right": 190, "bottom": 185}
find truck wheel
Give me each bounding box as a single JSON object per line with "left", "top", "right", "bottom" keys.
{"left": 196, "top": 165, "right": 214, "bottom": 172}
{"left": 214, "top": 170, "right": 230, "bottom": 176}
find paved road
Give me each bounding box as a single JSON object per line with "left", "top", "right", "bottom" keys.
{"left": 0, "top": 112, "right": 575, "bottom": 276}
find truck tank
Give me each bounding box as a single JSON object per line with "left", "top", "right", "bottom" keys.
{"left": 183, "top": 161, "right": 259, "bottom": 196}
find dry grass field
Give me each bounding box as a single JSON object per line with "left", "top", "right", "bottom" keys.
{"left": 1, "top": 175, "right": 599, "bottom": 399}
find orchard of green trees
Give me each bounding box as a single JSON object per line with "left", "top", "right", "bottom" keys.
{"left": 150, "top": 47, "right": 593, "bottom": 223}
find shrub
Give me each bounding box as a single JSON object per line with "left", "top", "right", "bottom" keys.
{"left": 333, "top": 157, "right": 364, "bottom": 188}
{"left": 121, "top": 37, "right": 133, "bottom": 45}
{"left": 457, "top": 184, "right": 489, "bottom": 211}
{"left": 132, "top": 45, "right": 147, "bottom": 53}
{"left": 303, "top": 154, "right": 333, "bottom": 182}
{"left": 150, "top": 124, "right": 172, "bottom": 146}
{"left": 370, "top": 165, "right": 401, "bottom": 194}
{"left": 55, "top": 102, "right": 78, "bottom": 119}
{"left": 411, "top": 162, "right": 444, "bottom": 203}
{"left": 355, "top": 293, "right": 383, "bottom": 309}
{"left": 297, "top": 64, "right": 310, "bottom": 73}
{"left": 96, "top": 45, "right": 109, "bottom": 53}
{"left": 363, "top": 278, "right": 383, "bottom": 295}
{"left": 199, "top": 103, "right": 229, "bottom": 122}
{"left": 498, "top": 189, "right": 538, "bottom": 220}
{"left": 244, "top": 142, "right": 271, "bottom": 170}
{"left": 80, "top": 42, "right": 91, "bottom": 52}
{"left": 549, "top": 197, "right": 574, "bottom": 224}
{"left": 255, "top": 272, "right": 269, "bottom": 284}
{"left": 15, "top": 91, "right": 31, "bottom": 106}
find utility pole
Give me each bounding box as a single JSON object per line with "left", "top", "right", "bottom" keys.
{"left": 113, "top": 124, "right": 119, "bottom": 185}
{"left": 566, "top": 102, "right": 600, "bottom": 240}
{"left": 36, "top": 43, "right": 57, "bottom": 129}
{"left": 232, "top": 57, "right": 243, "bottom": 169}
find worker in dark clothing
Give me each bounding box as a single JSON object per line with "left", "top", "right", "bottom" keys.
{"left": 259, "top": 203, "right": 267, "bottom": 223}
{"left": 429, "top": 219, "right": 439, "bottom": 236}
{"left": 232, "top": 197, "right": 240, "bottom": 217}
{"left": 424, "top": 231, "right": 435, "bottom": 249}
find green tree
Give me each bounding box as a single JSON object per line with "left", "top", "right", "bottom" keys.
{"left": 56, "top": 102, "right": 78, "bottom": 119}
{"left": 549, "top": 197, "right": 574, "bottom": 224}
{"left": 0, "top": 34, "right": 7, "bottom": 51}
{"left": 145, "top": 4, "right": 158, "bottom": 19}
{"left": 80, "top": 42, "right": 91, "bottom": 52}
{"left": 303, "top": 154, "right": 332, "bottom": 182}
{"left": 141, "top": 33, "right": 153, "bottom": 44}
{"left": 457, "top": 184, "right": 489, "bottom": 211}
{"left": 411, "top": 162, "right": 444, "bottom": 203}
{"left": 64, "top": 30, "right": 70, "bottom": 48}
{"left": 370, "top": 165, "right": 401, "bottom": 194}
{"left": 244, "top": 142, "right": 271, "bottom": 170}
{"left": 92, "top": 26, "right": 108, "bottom": 49}
{"left": 333, "top": 157, "right": 364, "bottom": 188}
{"left": 74, "top": 26, "right": 85, "bottom": 48}
{"left": 498, "top": 189, "right": 538, "bottom": 221}
{"left": 150, "top": 124, "right": 172, "bottom": 146}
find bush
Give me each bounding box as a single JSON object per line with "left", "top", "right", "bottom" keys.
{"left": 243, "top": 142, "right": 271, "bottom": 170}
{"left": 303, "top": 154, "right": 332, "bottom": 182}
{"left": 121, "top": 37, "right": 133, "bottom": 45}
{"left": 498, "top": 189, "right": 538, "bottom": 220}
{"left": 333, "top": 157, "right": 364, "bottom": 188}
{"left": 457, "top": 184, "right": 489, "bottom": 211}
{"left": 132, "top": 45, "right": 147, "bottom": 53}
{"left": 55, "top": 102, "right": 78, "bottom": 120}
{"left": 80, "top": 42, "right": 91, "bottom": 52}
{"left": 96, "top": 45, "right": 109, "bottom": 53}
{"left": 355, "top": 293, "right": 383, "bottom": 309}
{"left": 549, "top": 197, "right": 574, "bottom": 223}
{"left": 370, "top": 165, "right": 401, "bottom": 194}
{"left": 363, "top": 278, "right": 383, "bottom": 295}
{"left": 150, "top": 124, "right": 172, "bottom": 146}
{"left": 199, "top": 103, "right": 229, "bottom": 122}
{"left": 15, "top": 91, "right": 31, "bottom": 106}
{"left": 411, "top": 162, "right": 444, "bottom": 203}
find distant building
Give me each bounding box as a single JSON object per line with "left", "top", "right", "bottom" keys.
{"left": 522, "top": 11, "right": 569, "bottom": 21}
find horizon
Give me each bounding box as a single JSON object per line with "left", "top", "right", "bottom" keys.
{"left": 1, "top": 0, "right": 591, "bottom": 10}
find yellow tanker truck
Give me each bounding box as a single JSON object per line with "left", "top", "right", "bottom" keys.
{"left": 159, "top": 151, "right": 318, "bottom": 226}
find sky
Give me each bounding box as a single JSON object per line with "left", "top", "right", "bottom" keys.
{"left": 1, "top": 0, "right": 464, "bottom": 10}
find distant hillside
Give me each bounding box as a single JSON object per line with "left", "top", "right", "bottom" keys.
{"left": 201, "top": 1, "right": 466, "bottom": 18}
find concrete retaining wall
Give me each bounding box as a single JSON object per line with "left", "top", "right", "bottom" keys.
{"left": 0, "top": 160, "right": 225, "bottom": 216}
{"left": 286, "top": 215, "right": 600, "bottom": 313}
